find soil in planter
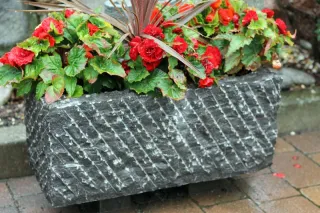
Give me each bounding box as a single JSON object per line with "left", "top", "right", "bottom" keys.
{"left": 0, "top": 90, "right": 24, "bottom": 128}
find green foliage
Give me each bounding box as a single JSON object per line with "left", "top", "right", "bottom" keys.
{"left": 0, "top": 65, "right": 22, "bottom": 86}
{"left": 36, "top": 82, "right": 48, "bottom": 100}
{"left": 64, "top": 47, "right": 87, "bottom": 77}
{"left": 17, "top": 37, "right": 50, "bottom": 56}
{"left": 0, "top": 0, "right": 293, "bottom": 103}
{"left": 45, "top": 75, "right": 65, "bottom": 104}
{"left": 64, "top": 76, "right": 77, "bottom": 97}
{"left": 42, "top": 53, "right": 64, "bottom": 75}
{"left": 90, "top": 56, "right": 126, "bottom": 77}
{"left": 126, "top": 58, "right": 150, "bottom": 83}
{"left": 25, "top": 59, "right": 45, "bottom": 80}
{"left": 16, "top": 79, "right": 33, "bottom": 96}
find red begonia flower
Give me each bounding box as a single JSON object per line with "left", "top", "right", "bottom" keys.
{"left": 87, "top": 23, "right": 99, "bottom": 36}
{"left": 143, "top": 60, "right": 161, "bottom": 71}
{"left": 65, "top": 9, "right": 75, "bottom": 18}
{"left": 242, "top": 10, "right": 258, "bottom": 26}
{"left": 0, "top": 53, "right": 15, "bottom": 66}
{"left": 7, "top": 47, "right": 35, "bottom": 67}
{"left": 173, "top": 27, "right": 183, "bottom": 34}
{"left": 138, "top": 39, "right": 164, "bottom": 63}
{"left": 83, "top": 45, "right": 94, "bottom": 59}
{"left": 232, "top": 13, "right": 240, "bottom": 28}
{"left": 276, "top": 18, "right": 288, "bottom": 35}
{"left": 33, "top": 27, "right": 56, "bottom": 47}
{"left": 218, "top": 8, "right": 234, "bottom": 26}
{"left": 172, "top": 36, "right": 188, "bottom": 54}
{"left": 201, "top": 46, "right": 222, "bottom": 74}
{"left": 143, "top": 25, "right": 165, "bottom": 40}
{"left": 211, "top": 0, "right": 222, "bottom": 9}
{"left": 199, "top": 77, "right": 215, "bottom": 88}
{"left": 206, "top": 10, "right": 216, "bottom": 23}
{"left": 262, "top": 8, "right": 274, "bottom": 18}
{"left": 121, "top": 61, "right": 131, "bottom": 74}
{"left": 150, "top": 8, "right": 164, "bottom": 24}
{"left": 39, "top": 17, "right": 64, "bottom": 35}
{"left": 129, "top": 36, "right": 142, "bottom": 61}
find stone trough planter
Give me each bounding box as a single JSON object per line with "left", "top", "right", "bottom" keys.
{"left": 25, "top": 69, "right": 282, "bottom": 207}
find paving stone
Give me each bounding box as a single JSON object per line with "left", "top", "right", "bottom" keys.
{"left": 0, "top": 206, "right": 19, "bottom": 213}
{"left": 234, "top": 168, "right": 271, "bottom": 179}
{"left": 301, "top": 186, "right": 320, "bottom": 206}
{"left": 271, "top": 152, "right": 320, "bottom": 188}
{"left": 275, "top": 138, "right": 295, "bottom": 153}
{"left": 17, "top": 194, "right": 80, "bottom": 213}
{"left": 189, "top": 179, "right": 245, "bottom": 206}
{"left": 259, "top": 196, "right": 320, "bottom": 213}
{"left": 310, "top": 153, "right": 320, "bottom": 164}
{"left": 204, "top": 199, "right": 263, "bottom": 213}
{"left": 7, "top": 176, "right": 42, "bottom": 198}
{"left": 0, "top": 183, "right": 14, "bottom": 208}
{"left": 234, "top": 174, "right": 299, "bottom": 203}
{"left": 142, "top": 198, "right": 203, "bottom": 213}
{"left": 284, "top": 132, "right": 320, "bottom": 154}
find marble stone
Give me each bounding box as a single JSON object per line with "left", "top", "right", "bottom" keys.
{"left": 25, "top": 69, "right": 282, "bottom": 207}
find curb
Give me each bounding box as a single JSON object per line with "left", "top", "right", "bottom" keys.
{"left": 0, "top": 88, "right": 319, "bottom": 179}
{"left": 0, "top": 125, "right": 33, "bottom": 179}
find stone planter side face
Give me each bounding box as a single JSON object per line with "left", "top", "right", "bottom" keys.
{"left": 25, "top": 69, "right": 282, "bottom": 207}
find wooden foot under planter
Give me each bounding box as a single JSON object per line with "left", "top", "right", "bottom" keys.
{"left": 25, "top": 69, "right": 282, "bottom": 207}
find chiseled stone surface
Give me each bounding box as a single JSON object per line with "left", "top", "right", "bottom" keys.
{"left": 25, "top": 70, "right": 282, "bottom": 207}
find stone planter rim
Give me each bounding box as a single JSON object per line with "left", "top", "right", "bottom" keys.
{"left": 39, "top": 69, "right": 275, "bottom": 109}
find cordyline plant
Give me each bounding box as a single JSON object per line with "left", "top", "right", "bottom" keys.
{"left": 0, "top": 0, "right": 294, "bottom": 103}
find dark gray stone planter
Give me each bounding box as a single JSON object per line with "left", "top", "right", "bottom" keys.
{"left": 25, "top": 69, "right": 282, "bottom": 207}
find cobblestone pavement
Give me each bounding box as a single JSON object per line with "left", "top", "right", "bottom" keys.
{"left": 1, "top": 131, "right": 320, "bottom": 213}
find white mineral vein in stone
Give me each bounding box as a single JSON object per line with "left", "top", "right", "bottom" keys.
{"left": 135, "top": 98, "right": 180, "bottom": 173}
{"left": 153, "top": 99, "right": 196, "bottom": 173}
{"left": 219, "top": 87, "right": 268, "bottom": 159}
{"left": 121, "top": 100, "right": 168, "bottom": 180}
{"left": 235, "top": 85, "right": 274, "bottom": 152}
{"left": 169, "top": 99, "right": 210, "bottom": 173}
{"left": 63, "top": 110, "right": 120, "bottom": 192}
{"left": 195, "top": 90, "right": 240, "bottom": 170}
{"left": 102, "top": 101, "right": 159, "bottom": 188}
{"left": 245, "top": 83, "right": 276, "bottom": 150}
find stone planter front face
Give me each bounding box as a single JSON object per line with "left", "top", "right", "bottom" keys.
{"left": 25, "top": 69, "right": 282, "bottom": 207}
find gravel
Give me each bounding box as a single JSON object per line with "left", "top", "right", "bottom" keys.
{"left": 0, "top": 92, "right": 24, "bottom": 128}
